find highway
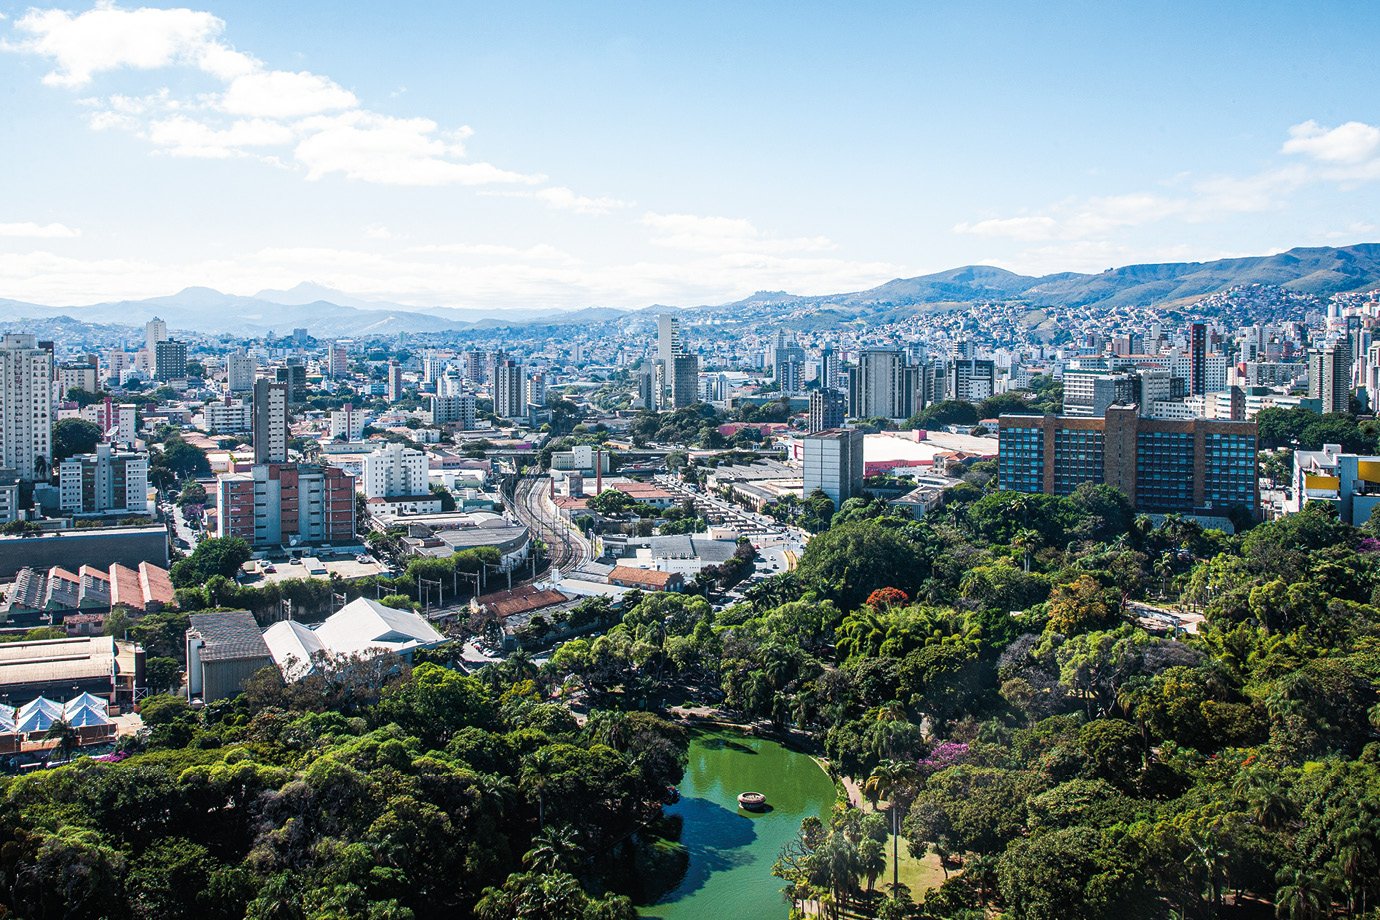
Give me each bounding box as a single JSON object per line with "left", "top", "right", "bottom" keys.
{"left": 507, "top": 475, "right": 592, "bottom": 575}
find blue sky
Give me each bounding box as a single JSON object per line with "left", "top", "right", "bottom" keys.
{"left": 2, "top": 1, "right": 1378, "bottom": 310}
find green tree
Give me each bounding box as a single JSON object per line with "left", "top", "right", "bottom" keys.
{"left": 52, "top": 417, "right": 103, "bottom": 463}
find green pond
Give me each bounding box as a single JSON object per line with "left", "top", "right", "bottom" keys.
{"left": 640, "top": 730, "right": 837, "bottom": 919}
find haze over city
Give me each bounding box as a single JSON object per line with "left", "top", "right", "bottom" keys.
{"left": 3, "top": 1, "right": 1380, "bottom": 308}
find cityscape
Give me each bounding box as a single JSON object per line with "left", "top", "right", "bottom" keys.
{"left": 2, "top": 3, "right": 1380, "bottom": 920}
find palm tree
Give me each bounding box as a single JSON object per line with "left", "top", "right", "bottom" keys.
{"left": 1012, "top": 528, "right": 1039, "bottom": 573}
{"left": 45, "top": 718, "right": 78, "bottom": 763}
{"left": 522, "top": 748, "right": 558, "bottom": 829}
{"left": 522, "top": 824, "right": 579, "bottom": 874}
{"left": 1275, "top": 866, "right": 1329, "bottom": 920}
{"left": 864, "top": 759, "right": 916, "bottom": 893}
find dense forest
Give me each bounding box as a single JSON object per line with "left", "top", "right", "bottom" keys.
{"left": 3, "top": 475, "right": 1379, "bottom": 918}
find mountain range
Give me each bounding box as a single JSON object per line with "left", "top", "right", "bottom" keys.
{"left": 2, "top": 244, "right": 1378, "bottom": 338}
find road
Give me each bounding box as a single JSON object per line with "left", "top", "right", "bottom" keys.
{"left": 508, "top": 475, "right": 592, "bottom": 575}
{"left": 160, "top": 499, "right": 202, "bottom": 552}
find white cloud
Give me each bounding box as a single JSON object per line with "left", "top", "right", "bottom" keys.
{"left": 534, "top": 186, "right": 630, "bottom": 215}
{"left": 6, "top": 2, "right": 542, "bottom": 187}
{"left": 1283, "top": 120, "right": 1380, "bottom": 165}
{"left": 293, "top": 111, "right": 540, "bottom": 185}
{"left": 641, "top": 211, "right": 835, "bottom": 254}
{"left": 221, "top": 69, "right": 356, "bottom": 119}
{"left": 952, "top": 215, "right": 1059, "bottom": 241}
{"left": 8, "top": 4, "right": 234, "bottom": 86}
{"left": 147, "top": 115, "right": 295, "bottom": 158}
{"left": 0, "top": 221, "right": 81, "bottom": 238}
{"left": 364, "top": 225, "right": 395, "bottom": 240}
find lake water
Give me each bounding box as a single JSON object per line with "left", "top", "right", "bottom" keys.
{"left": 640, "top": 730, "right": 838, "bottom": 920}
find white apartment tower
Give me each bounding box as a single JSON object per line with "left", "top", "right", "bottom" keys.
{"left": 227, "top": 349, "right": 257, "bottom": 393}
{"left": 0, "top": 333, "right": 54, "bottom": 481}
{"left": 145, "top": 317, "right": 168, "bottom": 357}
{"left": 362, "top": 442, "right": 429, "bottom": 499}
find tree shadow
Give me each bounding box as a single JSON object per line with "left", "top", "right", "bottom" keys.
{"left": 644, "top": 796, "right": 759, "bottom": 910}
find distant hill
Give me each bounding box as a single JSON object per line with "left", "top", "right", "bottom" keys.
{"left": 2, "top": 245, "right": 1378, "bottom": 339}
{"left": 713, "top": 244, "right": 1380, "bottom": 317}
{"left": 0, "top": 287, "right": 629, "bottom": 337}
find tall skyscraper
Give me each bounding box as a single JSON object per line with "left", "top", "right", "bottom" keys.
{"left": 1189, "top": 322, "right": 1207, "bottom": 397}
{"left": 493, "top": 359, "right": 526, "bottom": 419}
{"left": 253, "top": 379, "right": 289, "bottom": 464}
{"left": 657, "top": 314, "right": 680, "bottom": 364}
{"left": 154, "top": 339, "right": 188, "bottom": 382}
{"left": 1309, "top": 340, "right": 1353, "bottom": 414}
{"left": 803, "top": 428, "right": 865, "bottom": 508}
{"left": 808, "top": 388, "right": 847, "bottom": 433}
{"left": 670, "top": 354, "right": 700, "bottom": 409}
{"left": 0, "top": 333, "right": 53, "bottom": 481}
{"left": 850, "top": 348, "right": 911, "bottom": 420}
{"left": 386, "top": 360, "right": 404, "bottom": 402}
{"left": 145, "top": 317, "right": 168, "bottom": 357}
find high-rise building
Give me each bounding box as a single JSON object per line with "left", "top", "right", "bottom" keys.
{"left": 526, "top": 371, "right": 548, "bottom": 410}
{"left": 154, "top": 339, "right": 188, "bottom": 382}
{"left": 216, "top": 462, "right": 355, "bottom": 547}
{"left": 949, "top": 358, "right": 995, "bottom": 403}
{"left": 362, "top": 442, "right": 429, "bottom": 499}
{"left": 776, "top": 358, "right": 804, "bottom": 395}
{"left": 330, "top": 404, "right": 366, "bottom": 441}
{"left": 819, "top": 344, "right": 841, "bottom": 391}
{"left": 1189, "top": 322, "right": 1207, "bottom": 397}
{"left": 997, "top": 405, "right": 1258, "bottom": 516}
{"left": 670, "top": 353, "right": 699, "bottom": 409}
{"left": 226, "top": 349, "right": 257, "bottom": 393}
{"left": 253, "top": 379, "right": 289, "bottom": 465}
{"left": 849, "top": 348, "right": 911, "bottom": 420}
{"left": 657, "top": 314, "right": 680, "bottom": 365}
{"left": 803, "top": 428, "right": 865, "bottom": 508}
{"left": 464, "top": 350, "right": 487, "bottom": 384}
{"left": 386, "top": 360, "right": 404, "bottom": 402}
{"left": 493, "top": 359, "right": 526, "bottom": 419}
{"left": 0, "top": 333, "right": 53, "bottom": 481}
{"left": 422, "top": 350, "right": 439, "bottom": 385}
{"left": 58, "top": 443, "right": 149, "bottom": 516}
{"left": 145, "top": 317, "right": 168, "bottom": 358}
{"left": 103, "top": 350, "right": 130, "bottom": 385}
{"left": 1309, "top": 341, "right": 1353, "bottom": 414}
{"left": 328, "top": 342, "right": 350, "bottom": 379}
{"left": 431, "top": 393, "right": 477, "bottom": 429}
{"left": 808, "top": 388, "right": 847, "bottom": 433}
{"left": 276, "top": 360, "right": 308, "bottom": 405}
{"left": 56, "top": 363, "right": 98, "bottom": 399}
{"left": 636, "top": 369, "right": 657, "bottom": 408}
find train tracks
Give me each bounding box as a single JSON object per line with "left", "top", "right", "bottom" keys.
{"left": 508, "top": 475, "right": 590, "bottom": 575}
